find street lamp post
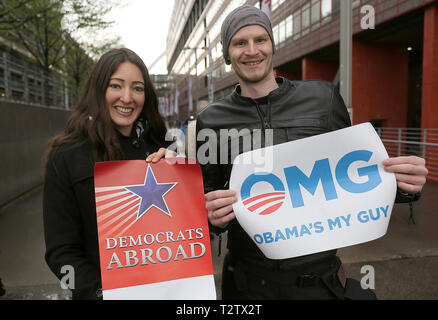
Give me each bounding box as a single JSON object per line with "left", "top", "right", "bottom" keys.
{"left": 182, "top": 47, "right": 198, "bottom": 119}
{"left": 340, "top": 0, "right": 353, "bottom": 123}
{"left": 183, "top": 46, "right": 207, "bottom": 118}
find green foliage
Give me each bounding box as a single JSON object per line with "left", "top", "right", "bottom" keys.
{"left": 0, "top": 0, "right": 124, "bottom": 104}
{"left": 1, "top": 0, "right": 65, "bottom": 71}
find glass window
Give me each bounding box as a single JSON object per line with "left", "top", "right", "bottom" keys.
{"left": 311, "top": 0, "right": 320, "bottom": 24}
{"left": 321, "top": 0, "right": 332, "bottom": 17}
{"left": 286, "top": 15, "right": 293, "bottom": 39}
{"left": 273, "top": 24, "right": 280, "bottom": 49}
{"left": 214, "top": 41, "right": 222, "bottom": 60}
{"left": 206, "top": 0, "right": 224, "bottom": 26}
{"left": 293, "top": 10, "right": 301, "bottom": 40}
{"left": 197, "top": 58, "right": 205, "bottom": 75}
{"left": 302, "top": 4, "right": 310, "bottom": 30}
{"left": 321, "top": 0, "right": 332, "bottom": 24}
{"left": 332, "top": 0, "right": 340, "bottom": 19}
{"left": 190, "top": 52, "right": 196, "bottom": 67}
{"left": 279, "top": 20, "right": 286, "bottom": 46}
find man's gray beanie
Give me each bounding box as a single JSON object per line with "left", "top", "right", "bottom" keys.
{"left": 221, "top": 5, "right": 276, "bottom": 65}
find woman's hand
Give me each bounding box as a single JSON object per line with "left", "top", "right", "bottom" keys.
{"left": 145, "top": 148, "right": 176, "bottom": 163}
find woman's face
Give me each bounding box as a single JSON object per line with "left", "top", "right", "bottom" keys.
{"left": 106, "top": 61, "right": 145, "bottom": 136}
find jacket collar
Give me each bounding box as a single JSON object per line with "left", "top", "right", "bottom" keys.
{"left": 231, "top": 77, "right": 291, "bottom": 105}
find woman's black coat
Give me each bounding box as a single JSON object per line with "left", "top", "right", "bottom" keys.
{"left": 43, "top": 128, "right": 166, "bottom": 299}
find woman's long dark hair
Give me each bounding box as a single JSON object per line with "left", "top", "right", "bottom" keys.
{"left": 43, "top": 48, "right": 167, "bottom": 164}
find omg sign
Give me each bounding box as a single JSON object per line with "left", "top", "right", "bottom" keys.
{"left": 230, "top": 123, "right": 397, "bottom": 259}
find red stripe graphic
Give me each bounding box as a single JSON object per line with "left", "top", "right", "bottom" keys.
{"left": 95, "top": 186, "right": 141, "bottom": 238}
{"left": 247, "top": 196, "right": 285, "bottom": 212}
{"left": 259, "top": 202, "right": 283, "bottom": 215}
{"left": 243, "top": 191, "right": 285, "bottom": 205}
{"left": 95, "top": 188, "right": 129, "bottom": 198}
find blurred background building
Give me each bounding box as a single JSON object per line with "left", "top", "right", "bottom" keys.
{"left": 1, "top": 0, "right": 437, "bottom": 208}
{"left": 163, "top": 0, "right": 438, "bottom": 181}
{"left": 0, "top": 44, "right": 77, "bottom": 109}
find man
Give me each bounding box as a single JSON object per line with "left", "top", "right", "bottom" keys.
{"left": 195, "top": 5, "right": 428, "bottom": 299}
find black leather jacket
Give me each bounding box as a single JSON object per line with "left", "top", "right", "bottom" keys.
{"left": 196, "top": 77, "right": 415, "bottom": 263}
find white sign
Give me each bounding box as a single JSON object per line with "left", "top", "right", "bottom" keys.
{"left": 230, "top": 122, "right": 397, "bottom": 259}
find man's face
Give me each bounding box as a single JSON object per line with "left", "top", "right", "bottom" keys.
{"left": 228, "top": 25, "right": 274, "bottom": 84}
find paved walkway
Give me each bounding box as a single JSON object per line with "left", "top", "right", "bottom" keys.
{"left": 0, "top": 186, "right": 70, "bottom": 299}
{"left": 1, "top": 182, "right": 437, "bottom": 300}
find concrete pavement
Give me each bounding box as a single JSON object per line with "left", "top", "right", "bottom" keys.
{"left": 1, "top": 182, "right": 437, "bottom": 300}
{"left": 0, "top": 186, "right": 70, "bottom": 299}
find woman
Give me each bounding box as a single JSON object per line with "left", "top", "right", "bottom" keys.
{"left": 43, "top": 48, "right": 169, "bottom": 299}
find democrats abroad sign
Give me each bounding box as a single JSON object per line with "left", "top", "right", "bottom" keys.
{"left": 94, "top": 160, "right": 215, "bottom": 299}
{"left": 230, "top": 122, "right": 397, "bottom": 259}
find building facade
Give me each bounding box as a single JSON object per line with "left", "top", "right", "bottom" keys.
{"left": 165, "top": 0, "right": 438, "bottom": 129}
{"left": 0, "top": 47, "right": 76, "bottom": 109}
{"left": 164, "top": 0, "right": 438, "bottom": 180}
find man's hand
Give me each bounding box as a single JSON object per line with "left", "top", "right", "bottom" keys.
{"left": 205, "top": 190, "right": 237, "bottom": 227}
{"left": 383, "top": 156, "right": 428, "bottom": 194}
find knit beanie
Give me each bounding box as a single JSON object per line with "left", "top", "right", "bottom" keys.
{"left": 221, "top": 5, "right": 276, "bottom": 65}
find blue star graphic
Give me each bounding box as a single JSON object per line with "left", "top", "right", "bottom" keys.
{"left": 125, "top": 166, "right": 177, "bottom": 220}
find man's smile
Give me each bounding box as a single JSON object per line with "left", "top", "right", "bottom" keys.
{"left": 242, "top": 59, "right": 264, "bottom": 66}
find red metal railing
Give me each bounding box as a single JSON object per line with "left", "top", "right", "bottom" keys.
{"left": 376, "top": 127, "right": 438, "bottom": 182}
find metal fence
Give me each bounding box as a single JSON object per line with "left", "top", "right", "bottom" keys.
{"left": 376, "top": 127, "right": 438, "bottom": 182}
{"left": 0, "top": 51, "right": 76, "bottom": 109}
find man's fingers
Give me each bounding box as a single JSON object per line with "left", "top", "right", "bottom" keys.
{"left": 383, "top": 156, "right": 425, "bottom": 166}
{"left": 394, "top": 172, "right": 427, "bottom": 187}
{"left": 397, "top": 181, "right": 423, "bottom": 194}
{"left": 208, "top": 204, "right": 234, "bottom": 220}
{"left": 209, "top": 211, "right": 236, "bottom": 227}
{"left": 205, "top": 190, "right": 237, "bottom": 227}
{"left": 205, "top": 195, "right": 237, "bottom": 212}
{"left": 384, "top": 163, "right": 428, "bottom": 176}
{"left": 205, "top": 190, "right": 236, "bottom": 202}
